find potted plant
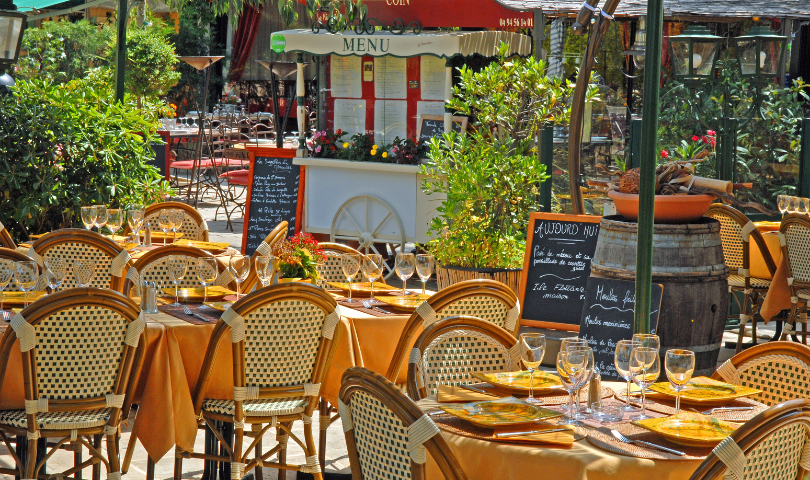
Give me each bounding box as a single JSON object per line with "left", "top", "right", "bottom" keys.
{"left": 271, "top": 232, "right": 326, "bottom": 283}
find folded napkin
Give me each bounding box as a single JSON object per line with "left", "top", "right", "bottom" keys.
{"left": 437, "top": 384, "right": 500, "bottom": 403}
{"left": 490, "top": 424, "right": 576, "bottom": 446}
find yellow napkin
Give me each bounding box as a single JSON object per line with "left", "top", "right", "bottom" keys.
{"left": 437, "top": 384, "right": 499, "bottom": 403}
{"left": 491, "top": 424, "right": 576, "bottom": 446}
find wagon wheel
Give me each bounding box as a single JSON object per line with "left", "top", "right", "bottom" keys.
{"left": 330, "top": 195, "right": 406, "bottom": 280}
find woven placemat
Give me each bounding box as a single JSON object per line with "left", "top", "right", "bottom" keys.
{"left": 614, "top": 391, "right": 767, "bottom": 422}
{"left": 337, "top": 299, "right": 411, "bottom": 317}
{"left": 158, "top": 304, "right": 221, "bottom": 324}
{"left": 586, "top": 422, "right": 713, "bottom": 460}
{"left": 430, "top": 412, "right": 587, "bottom": 444}
{"left": 536, "top": 386, "right": 614, "bottom": 406}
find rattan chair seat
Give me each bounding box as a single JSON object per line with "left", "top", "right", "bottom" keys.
{"left": 201, "top": 398, "right": 306, "bottom": 417}
{"left": 796, "top": 289, "right": 810, "bottom": 301}
{"left": 727, "top": 275, "right": 772, "bottom": 289}
{"left": 0, "top": 408, "right": 112, "bottom": 430}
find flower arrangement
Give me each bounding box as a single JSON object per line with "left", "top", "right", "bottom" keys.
{"left": 272, "top": 232, "right": 326, "bottom": 281}
{"left": 339, "top": 132, "right": 392, "bottom": 162}
{"left": 222, "top": 93, "right": 241, "bottom": 105}
{"left": 308, "top": 129, "right": 347, "bottom": 158}
{"left": 660, "top": 130, "right": 716, "bottom": 162}
{"left": 390, "top": 138, "right": 426, "bottom": 165}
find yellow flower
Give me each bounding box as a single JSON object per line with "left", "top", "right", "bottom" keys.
{"left": 382, "top": 152, "right": 388, "bottom": 158}
{"left": 370, "top": 150, "right": 377, "bottom": 156}
{"left": 343, "top": 142, "right": 349, "bottom": 148}
{"left": 372, "top": 144, "right": 378, "bottom": 149}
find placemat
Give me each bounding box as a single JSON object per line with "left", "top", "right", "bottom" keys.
{"left": 614, "top": 391, "right": 767, "bottom": 422}
{"left": 536, "top": 385, "right": 615, "bottom": 406}
{"left": 586, "top": 422, "right": 712, "bottom": 460}
{"left": 429, "top": 411, "right": 587, "bottom": 444}
{"left": 337, "top": 299, "right": 411, "bottom": 317}
{"left": 158, "top": 304, "right": 221, "bottom": 324}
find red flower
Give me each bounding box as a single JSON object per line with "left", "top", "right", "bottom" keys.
{"left": 336, "top": 129, "right": 342, "bottom": 135}
{"left": 324, "top": 139, "right": 330, "bottom": 144}
{"left": 701, "top": 136, "right": 709, "bottom": 144}
{"left": 660, "top": 149, "right": 669, "bottom": 158}
{"left": 706, "top": 130, "right": 716, "bottom": 136}
{"left": 692, "top": 135, "right": 699, "bottom": 142}
{"left": 330, "top": 146, "right": 335, "bottom": 150}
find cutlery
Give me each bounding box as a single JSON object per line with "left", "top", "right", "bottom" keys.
{"left": 459, "top": 384, "right": 498, "bottom": 396}
{"left": 494, "top": 427, "right": 570, "bottom": 438}
{"left": 690, "top": 406, "right": 754, "bottom": 415}
{"left": 362, "top": 300, "right": 394, "bottom": 315}
{"left": 610, "top": 429, "right": 686, "bottom": 456}
{"left": 427, "top": 410, "right": 447, "bottom": 416}
{"left": 182, "top": 305, "right": 211, "bottom": 322}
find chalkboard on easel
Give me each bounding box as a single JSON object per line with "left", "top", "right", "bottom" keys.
{"left": 241, "top": 150, "right": 300, "bottom": 255}
{"left": 579, "top": 277, "right": 663, "bottom": 380}
{"left": 519, "top": 213, "right": 602, "bottom": 331}
{"left": 416, "top": 115, "right": 468, "bottom": 145}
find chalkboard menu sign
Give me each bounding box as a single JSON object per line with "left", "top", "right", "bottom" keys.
{"left": 416, "top": 114, "right": 468, "bottom": 145}
{"left": 579, "top": 277, "right": 663, "bottom": 380}
{"left": 519, "top": 213, "right": 601, "bottom": 331}
{"left": 241, "top": 148, "right": 301, "bottom": 254}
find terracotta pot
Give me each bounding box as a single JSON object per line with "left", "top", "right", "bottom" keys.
{"left": 278, "top": 277, "right": 313, "bottom": 284}
{"left": 607, "top": 190, "right": 714, "bottom": 224}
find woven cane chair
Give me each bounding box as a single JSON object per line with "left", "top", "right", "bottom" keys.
{"left": 315, "top": 242, "right": 363, "bottom": 287}
{"left": 0, "top": 288, "right": 146, "bottom": 480}
{"left": 123, "top": 201, "right": 209, "bottom": 242}
{"left": 690, "top": 398, "right": 810, "bottom": 480}
{"left": 407, "top": 316, "right": 520, "bottom": 401}
{"left": 174, "top": 282, "right": 341, "bottom": 480}
{"left": 241, "top": 221, "right": 289, "bottom": 293}
{"left": 778, "top": 214, "right": 810, "bottom": 343}
{"left": 0, "top": 220, "right": 16, "bottom": 250}
{"left": 712, "top": 341, "right": 810, "bottom": 407}
{"left": 707, "top": 204, "right": 779, "bottom": 352}
{"left": 29, "top": 229, "right": 132, "bottom": 293}
{"left": 339, "top": 367, "right": 467, "bottom": 480}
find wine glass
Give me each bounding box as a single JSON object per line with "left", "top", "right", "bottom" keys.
{"left": 229, "top": 254, "right": 251, "bottom": 299}
{"left": 73, "top": 258, "right": 96, "bottom": 288}
{"left": 778, "top": 195, "right": 789, "bottom": 217}
{"left": 81, "top": 206, "right": 97, "bottom": 230}
{"left": 15, "top": 261, "right": 38, "bottom": 307}
{"left": 415, "top": 254, "right": 434, "bottom": 295}
{"left": 561, "top": 337, "right": 588, "bottom": 351}
{"left": 394, "top": 253, "right": 415, "bottom": 295}
{"left": 158, "top": 211, "right": 172, "bottom": 245}
{"left": 557, "top": 347, "right": 592, "bottom": 424}
{"left": 128, "top": 207, "right": 145, "bottom": 246}
{"left": 632, "top": 333, "right": 660, "bottom": 351}
{"left": 197, "top": 258, "right": 218, "bottom": 307}
{"left": 665, "top": 349, "right": 695, "bottom": 415}
{"left": 255, "top": 255, "right": 275, "bottom": 288}
{"left": 568, "top": 344, "right": 595, "bottom": 417}
{"left": 519, "top": 333, "right": 546, "bottom": 404}
{"left": 44, "top": 255, "right": 67, "bottom": 292}
{"left": 95, "top": 205, "right": 108, "bottom": 233}
{"left": 106, "top": 209, "right": 124, "bottom": 237}
{"left": 0, "top": 260, "right": 14, "bottom": 317}
{"left": 170, "top": 209, "right": 184, "bottom": 243}
{"left": 789, "top": 196, "right": 800, "bottom": 214}
{"left": 615, "top": 339, "right": 642, "bottom": 412}
{"left": 804, "top": 198, "right": 810, "bottom": 216}
{"left": 361, "top": 254, "right": 384, "bottom": 301}
{"left": 629, "top": 347, "right": 660, "bottom": 420}
{"left": 168, "top": 255, "right": 188, "bottom": 307}
{"left": 798, "top": 198, "right": 808, "bottom": 216}
{"left": 340, "top": 254, "right": 361, "bottom": 301}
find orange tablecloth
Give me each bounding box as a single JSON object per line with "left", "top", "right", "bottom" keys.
{"left": 749, "top": 231, "right": 782, "bottom": 280}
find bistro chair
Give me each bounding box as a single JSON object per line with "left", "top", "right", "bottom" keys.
{"left": 707, "top": 204, "right": 778, "bottom": 352}
{"left": 173, "top": 282, "right": 341, "bottom": 480}
{"left": 315, "top": 242, "right": 363, "bottom": 288}
{"left": 712, "top": 341, "right": 810, "bottom": 407}
{"left": 407, "top": 316, "right": 520, "bottom": 401}
{"left": 339, "top": 367, "right": 467, "bottom": 480}
{"left": 778, "top": 213, "right": 810, "bottom": 343}
{"left": 133, "top": 201, "right": 210, "bottom": 242}
{"left": 689, "top": 398, "right": 810, "bottom": 480}
{"left": 0, "top": 220, "right": 16, "bottom": 250}
{"left": 216, "top": 148, "right": 251, "bottom": 222}
{"left": 28, "top": 229, "right": 132, "bottom": 293}
{"left": 0, "top": 288, "right": 146, "bottom": 480}
{"left": 241, "top": 221, "right": 289, "bottom": 293}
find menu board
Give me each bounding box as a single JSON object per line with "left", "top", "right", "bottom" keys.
{"left": 333, "top": 99, "right": 366, "bottom": 137}
{"left": 330, "top": 55, "right": 362, "bottom": 98}
{"left": 416, "top": 101, "right": 446, "bottom": 126}
{"left": 579, "top": 277, "right": 663, "bottom": 380}
{"left": 374, "top": 57, "right": 407, "bottom": 99}
{"left": 241, "top": 150, "right": 300, "bottom": 255}
{"left": 374, "top": 100, "right": 408, "bottom": 145}
{"left": 420, "top": 56, "right": 446, "bottom": 100}
{"left": 519, "top": 213, "right": 601, "bottom": 331}
{"left": 417, "top": 114, "right": 467, "bottom": 145}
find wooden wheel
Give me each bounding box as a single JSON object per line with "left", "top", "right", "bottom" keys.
{"left": 330, "top": 195, "right": 406, "bottom": 279}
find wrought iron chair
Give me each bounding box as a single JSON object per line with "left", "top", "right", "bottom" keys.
{"left": 0, "top": 288, "right": 146, "bottom": 480}
{"left": 173, "top": 282, "right": 341, "bottom": 480}
{"left": 216, "top": 148, "right": 251, "bottom": 222}
{"left": 339, "top": 367, "right": 468, "bottom": 480}
{"left": 315, "top": 242, "right": 363, "bottom": 288}
{"left": 28, "top": 229, "right": 132, "bottom": 293}
{"left": 712, "top": 341, "right": 810, "bottom": 407}
{"left": 778, "top": 213, "right": 810, "bottom": 343}
{"left": 407, "top": 316, "right": 520, "bottom": 401}
{"left": 707, "top": 204, "right": 778, "bottom": 352}
{"left": 690, "top": 398, "right": 810, "bottom": 480}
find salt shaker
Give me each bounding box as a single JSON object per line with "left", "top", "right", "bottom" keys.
{"left": 588, "top": 365, "right": 602, "bottom": 411}
{"left": 144, "top": 222, "right": 152, "bottom": 246}
{"left": 141, "top": 281, "right": 158, "bottom": 314}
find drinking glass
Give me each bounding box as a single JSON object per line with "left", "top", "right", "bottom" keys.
{"left": 44, "top": 255, "right": 67, "bottom": 292}
{"left": 168, "top": 255, "right": 188, "bottom": 307}
{"left": 631, "top": 333, "right": 660, "bottom": 351}
{"left": 665, "top": 349, "right": 695, "bottom": 415}
{"left": 95, "top": 205, "right": 108, "bottom": 233}
{"left": 361, "top": 254, "right": 384, "bottom": 301}
{"left": 561, "top": 337, "right": 588, "bottom": 351}
{"left": 777, "top": 195, "right": 789, "bottom": 216}
{"left": 81, "top": 206, "right": 98, "bottom": 230}
{"left": 519, "top": 333, "right": 546, "bottom": 404}
{"left": 615, "top": 339, "right": 642, "bottom": 412}
{"left": 629, "top": 347, "right": 660, "bottom": 420}
{"left": 789, "top": 196, "right": 800, "bottom": 214}
{"left": 557, "top": 348, "right": 592, "bottom": 424}
{"left": 197, "top": 258, "right": 218, "bottom": 306}
{"left": 255, "top": 255, "right": 275, "bottom": 288}
{"left": 106, "top": 209, "right": 124, "bottom": 236}
{"left": 394, "top": 253, "right": 415, "bottom": 295}
{"left": 415, "top": 254, "right": 435, "bottom": 295}
{"left": 804, "top": 198, "right": 810, "bottom": 216}
{"left": 229, "top": 254, "right": 251, "bottom": 299}
{"left": 158, "top": 211, "right": 172, "bottom": 244}
{"left": 798, "top": 198, "right": 808, "bottom": 216}
{"left": 0, "top": 260, "right": 14, "bottom": 316}
{"left": 568, "top": 344, "right": 595, "bottom": 417}
{"left": 170, "top": 209, "right": 184, "bottom": 243}
{"left": 73, "top": 258, "right": 96, "bottom": 288}
{"left": 340, "top": 254, "right": 361, "bottom": 301}
{"left": 15, "top": 261, "right": 38, "bottom": 307}
{"left": 128, "top": 207, "right": 145, "bottom": 246}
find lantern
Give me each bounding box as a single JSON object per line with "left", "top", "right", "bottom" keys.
{"left": 669, "top": 25, "right": 721, "bottom": 83}
{"left": 733, "top": 25, "right": 786, "bottom": 85}
{"left": 622, "top": 16, "right": 647, "bottom": 71}
{"left": 0, "top": 9, "right": 27, "bottom": 88}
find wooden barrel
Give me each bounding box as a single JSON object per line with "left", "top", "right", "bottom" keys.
{"left": 590, "top": 216, "right": 729, "bottom": 376}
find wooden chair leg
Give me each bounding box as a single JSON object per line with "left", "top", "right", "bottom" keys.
{"left": 174, "top": 457, "right": 184, "bottom": 480}
{"left": 24, "top": 437, "right": 37, "bottom": 480}
{"left": 106, "top": 431, "right": 121, "bottom": 478}
{"left": 146, "top": 457, "right": 155, "bottom": 480}
{"left": 303, "top": 421, "right": 323, "bottom": 480}
{"left": 252, "top": 423, "right": 263, "bottom": 480}
{"left": 276, "top": 424, "right": 289, "bottom": 480}
{"left": 318, "top": 399, "right": 331, "bottom": 474}
{"left": 92, "top": 435, "right": 102, "bottom": 480}
{"left": 73, "top": 441, "right": 82, "bottom": 480}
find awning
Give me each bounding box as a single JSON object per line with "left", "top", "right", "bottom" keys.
{"left": 13, "top": 0, "right": 81, "bottom": 11}
{"left": 269, "top": 29, "right": 533, "bottom": 58}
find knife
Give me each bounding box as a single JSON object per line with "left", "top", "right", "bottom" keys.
{"left": 494, "top": 427, "right": 570, "bottom": 438}
{"left": 459, "top": 384, "right": 498, "bottom": 396}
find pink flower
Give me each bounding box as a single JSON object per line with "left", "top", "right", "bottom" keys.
{"left": 706, "top": 130, "right": 716, "bottom": 136}
{"left": 315, "top": 146, "right": 322, "bottom": 153}
{"left": 692, "top": 135, "right": 699, "bottom": 142}
{"left": 660, "top": 150, "right": 669, "bottom": 158}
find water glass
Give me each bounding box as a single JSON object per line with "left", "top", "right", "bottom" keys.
{"left": 804, "top": 198, "right": 810, "bottom": 216}
{"left": 561, "top": 337, "right": 588, "bottom": 351}
{"left": 415, "top": 254, "right": 434, "bottom": 295}
{"left": 665, "top": 349, "right": 695, "bottom": 415}
{"left": 789, "top": 196, "right": 800, "bottom": 214}
{"left": 798, "top": 198, "right": 808, "bottom": 215}
{"left": 15, "top": 261, "right": 38, "bottom": 307}
{"left": 777, "top": 195, "right": 789, "bottom": 216}
{"left": 44, "top": 255, "right": 67, "bottom": 292}
{"left": 73, "top": 258, "right": 96, "bottom": 288}
{"left": 168, "top": 255, "right": 188, "bottom": 306}
{"left": 629, "top": 347, "right": 660, "bottom": 420}
{"left": 170, "top": 209, "right": 184, "bottom": 243}
{"left": 361, "top": 254, "right": 384, "bottom": 301}
{"left": 519, "top": 333, "right": 546, "bottom": 403}
{"left": 197, "top": 258, "right": 218, "bottom": 306}
{"left": 106, "top": 209, "right": 124, "bottom": 236}
{"left": 632, "top": 333, "right": 660, "bottom": 351}
{"left": 229, "top": 254, "right": 251, "bottom": 299}
{"left": 0, "top": 260, "right": 14, "bottom": 315}
{"left": 557, "top": 347, "right": 593, "bottom": 424}
{"left": 95, "top": 205, "right": 108, "bottom": 232}
{"left": 395, "top": 253, "right": 415, "bottom": 295}
{"left": 341, "top": 254, "right": 361, "bottom": 301}
{"left": 255, "top": 255, "right": 275, "bottom": 288}
{"left": 128, "top": 207, "right": 145, "bottom": 245}
{"left": 614, "top": 339, "right": 642, "bottom": 412}
{"left": 81, "top": 206, "right": 98, "bottom": 230}
{"left": 158, "top": 211, "right": 172, "bottom": 244}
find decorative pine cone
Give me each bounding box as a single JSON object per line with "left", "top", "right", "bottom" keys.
{"left": 618, "top": 168, "right": 641, "bottom": 194}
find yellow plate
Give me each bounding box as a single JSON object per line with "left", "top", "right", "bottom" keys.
{"left": 633, "top": 412, "right": 739, "bottom": 447}
{"left": 1, "top": 291, "right": 47, "bottom": 307}
{"left": 161, "top": 286, "right": 235, "bottom": 302}
{"left": 174, "top": 239, "right": 232, "bottom": 251}
{"left": 375, "top": 294, "right": 431, "bottom": 311}
{"left": 471, "top": 371, "right": 564, "bottom": 395}
{"left": 203, "top": 301, "right": 234, "bottom": 312}
{"left": 648, "top": 377, "right": 761, "bottom": 405}
{"left": 326, "top": 282, "right": 398, "bottom": 293}
{"left": 440, "top": 397, "right": 562, "bottom": 428}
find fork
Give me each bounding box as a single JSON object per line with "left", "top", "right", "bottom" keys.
{"left": 182, "top": 305, "right": 211, "bottom": 322}
{"left": 363, "top": 300, "right": 393, "bottom": 315}
{"left": 610, "top": 429, "right": 686, "bottom": 456}
{"left": 690, "top": 406, "right": 754, "bottom": 415}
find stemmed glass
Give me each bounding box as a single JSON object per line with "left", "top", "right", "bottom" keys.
{"left": 106, "top": 209, "right": 124, "bottom": 237}
{"left": 632, "top": 334, "right": 659, "bottom": 404}
{"left": 255, "top": 255, "right": 275, "bottom": 288}
{"left": 197, "top": 258, "right": 218, "bottom": 307}
{"left": 15, "top": 261, "right": 39, "bottom": 307}
{"left": 518, "top": 333, "right": 546, "bottom": 404}
{"left": 557, "top": 347, "right": 593, "bottom": 424}
{"left": 95, "top": 205, "right": 108, "bottom": 233}
{"left": 340, "top": 254, "right": 361, "bottom": 301}
{"left": 798, "top": 198, "right": 808, "bottom": 216}
{"left": 167, "top": 255, "right": 188, "bottom": 307}
{"left": 81, "top": 206, "right": 98, "bottom": 230}
{"left": 44, "top": 256, "right": 67, "bottom": 292}
{"left": 170, "top": 210, "right": 184, "bottom": 243}
{"left": 629, "top": 347, "right": 660, "bottom": 420}
{"left": 665, "top": 349, "right": 695, "bottom": 415}
{"left": 361, "top": 254, "right": 384, "bottom": 301}
{"left": 569, "top": 345, "right": 595, "bottom": 417}
{"left": 615, "top": 339, "right": 642, "bottom": 412}
{"left": 229, "top": 254, "right": 251, "bottom": 299}
{"left": 804, "top": 198, "right": 810, "bottom": 216}
{"left": 128, "top": 207, "right": 145, "bottom": 246}
{"left": 158, "top": 211, "right": 172, "bottom": 245}
{"left": 395, "top": 253, "right": 415, "bottom": 295}
{"left": 777, "top": 195, "right": 789, "bottom": 217}
{"left": 415, "top": 254, "right": 434, "bottom": 295}
{"left": 789, "top": 196, "right": 800, "bottom": 214}
{"left": 73, "top": 258, "right": 96, "bottom": 288}
{"left": 0, "top": 260, "right": 14, "bottom": 317}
